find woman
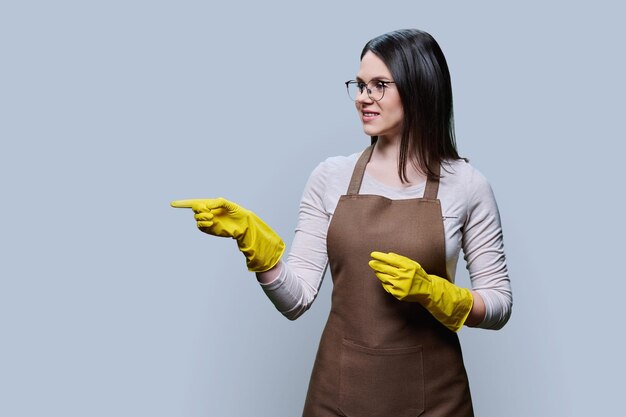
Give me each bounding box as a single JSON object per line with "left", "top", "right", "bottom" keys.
{"left": 172, "top": 29, "right": 512, "bottom": 417}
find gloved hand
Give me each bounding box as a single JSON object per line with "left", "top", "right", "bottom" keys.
{"left": 368, "top": 251, "right": 473, "bottom": 332}
{"left": 171, "top": 198, "right": 285, "bottom": 272}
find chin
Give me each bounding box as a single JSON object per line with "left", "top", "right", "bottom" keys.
{"left": 362, "top": 127, "right": 380, "bottom": 137}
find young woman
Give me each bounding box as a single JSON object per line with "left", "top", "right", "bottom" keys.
{"left": 172, "top": 29, "right": 512, "bottom": 417}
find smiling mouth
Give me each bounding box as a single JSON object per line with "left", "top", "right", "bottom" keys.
{"left": 363, "top": 112, "right": 379, "bottom": 117}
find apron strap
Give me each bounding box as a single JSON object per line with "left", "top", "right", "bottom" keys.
{"left": 347, "top": 145, "right": 375, "bottom": 195}
{"left": 347, "top": 145, "right": 442, "bottom": 199}
{"left": 423, "top": 161, "right": 441, "bottom": 200}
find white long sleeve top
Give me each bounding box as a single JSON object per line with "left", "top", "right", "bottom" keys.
{"left": 258, "top": 151, "right": 513, "bottom": 330}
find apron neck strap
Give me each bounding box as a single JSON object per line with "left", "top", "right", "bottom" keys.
{"left": 423, "top": 161, "right": 441, "bottom": 200}
{"left": 347, "top": 145, "right": 375, "bottom": 195}
{"left": 347, "top": 145, "right": 441, "bottom": 199}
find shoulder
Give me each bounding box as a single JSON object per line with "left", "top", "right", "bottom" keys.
{"left": 438, "top": 159, "right": 499, "bottom": 221}
{"left": 307, "top": 150, "right": 362, "bottom": 186}
{"left": 440, "top": 158, "right": 493, "bottom": 195}
{"left": 312, "top": 151, "right": 360, "bottom": 176}
{"left": 301, "top": 150, "right": 362, "bottom": 200}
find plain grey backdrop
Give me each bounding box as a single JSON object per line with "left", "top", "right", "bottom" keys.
{"left": 1, "top": 1, "right": 624, "bottom": 416}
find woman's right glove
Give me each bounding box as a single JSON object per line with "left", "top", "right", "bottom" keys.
{"left": 171, "top": 197, "right": 285, "bottom": 272}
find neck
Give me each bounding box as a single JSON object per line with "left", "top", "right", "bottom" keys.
{"left": 369, "top": 135, "right": 426, "bottom": 185}
{"left": 372, "top": 135, "right": 402, "bottom": 163}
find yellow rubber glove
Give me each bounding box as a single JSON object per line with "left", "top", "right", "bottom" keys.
{"left": 368, "top": 251, "right": 473, "bottom": 332}
{"left": 171, "top": 198, "right": 285, "bottom": 272}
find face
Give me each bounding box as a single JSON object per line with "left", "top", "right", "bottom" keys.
{"left": 355, "top": 51, "right": 404, "bottom": 141}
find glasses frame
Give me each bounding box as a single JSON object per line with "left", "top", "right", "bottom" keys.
{"left": 345, "top": 79, "right": 395, "bottom": 102}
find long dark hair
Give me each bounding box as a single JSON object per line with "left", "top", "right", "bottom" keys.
{"left": 362, "top": 29, "right": 464, "bottom": 181}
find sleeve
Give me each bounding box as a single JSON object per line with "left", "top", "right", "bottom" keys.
{"left": 462, "top": 168, "right": 513, "bottom": 330}
{"left": 257, "top": 162, "right": 331, "bottom": 320}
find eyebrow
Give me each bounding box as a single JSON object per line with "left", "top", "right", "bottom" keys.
{"left": 355, "top": 75, "right": 394, "bottom": 82}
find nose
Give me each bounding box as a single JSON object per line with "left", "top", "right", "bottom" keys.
{"left": 355, "top": 87, "right": 373, "bottom": 104}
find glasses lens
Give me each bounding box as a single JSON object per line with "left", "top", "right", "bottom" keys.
{"left": 369, "top": 82, "right": 385, "bottom": 101}
{"left": 346, "top": 82, "right": 360, "bottom": 101}
{"left": 346, "top": 81, "right": 385, "bottom": 101}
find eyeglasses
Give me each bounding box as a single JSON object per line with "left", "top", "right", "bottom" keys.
{"left": 345, "top": 80, "right": 395, "bottom": 102}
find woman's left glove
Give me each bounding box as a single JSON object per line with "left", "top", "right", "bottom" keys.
{"left": 171, "top": 198, "right": 285, "bottom": 272}
{"left": 368, "top": 251, "right": 473, "bottom": 332}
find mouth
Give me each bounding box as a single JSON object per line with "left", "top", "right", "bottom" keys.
{"left": 362, "top": 111, "right": 380, "bottom": 122}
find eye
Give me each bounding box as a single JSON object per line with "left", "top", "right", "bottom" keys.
{"left": 356, "top": 82, "right": 367, "bottom": 92}
{"left": 373, "top": 81, "right": 387, "bottom": 92}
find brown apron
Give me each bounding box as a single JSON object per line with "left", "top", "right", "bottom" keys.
{"left": 301, "top": 145, "right": 473, "bottom": 417}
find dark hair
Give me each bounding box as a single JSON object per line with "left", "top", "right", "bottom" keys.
{"left": 362, "top": 29, "right": 464, "bottom": 181}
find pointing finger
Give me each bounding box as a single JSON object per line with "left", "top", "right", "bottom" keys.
{"left": 170, "top": 199, "right": 198, "bottom": 209}
{"left": 171, "top": 197, "right": 239, "bottom": 213}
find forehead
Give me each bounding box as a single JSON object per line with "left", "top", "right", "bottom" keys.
{"left": 356, "top": 51, "right": 393, "bottom": 81}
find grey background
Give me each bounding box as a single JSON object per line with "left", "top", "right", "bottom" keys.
{"left": 1, "top": 1, "right": 624, "bottom": 416}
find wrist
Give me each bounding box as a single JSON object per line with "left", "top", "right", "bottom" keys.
{"left": 464, "top": 290, "right": 486, "bottom": 327}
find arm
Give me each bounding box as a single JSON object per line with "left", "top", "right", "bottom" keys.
{"left": 368, "top": 165, "right": 511, "bottom": 332}
{"left": 170, "top": 160, "right": 335, "bottom": 320}
{"left": 255, "top": 162, "right": 331, "bottom": 320}
{"left": 171, "top": 191, "right": 329, "bottom": 321}
{"left": 461, "top": 168, "right": 512, "bottom": 330}
{"left": 170, "top": 197, "right": 285, "bottom": 272}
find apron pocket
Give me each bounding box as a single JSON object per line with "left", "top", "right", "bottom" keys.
{"left": 338, "top": 338, "right": 424, "bottom": 417}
